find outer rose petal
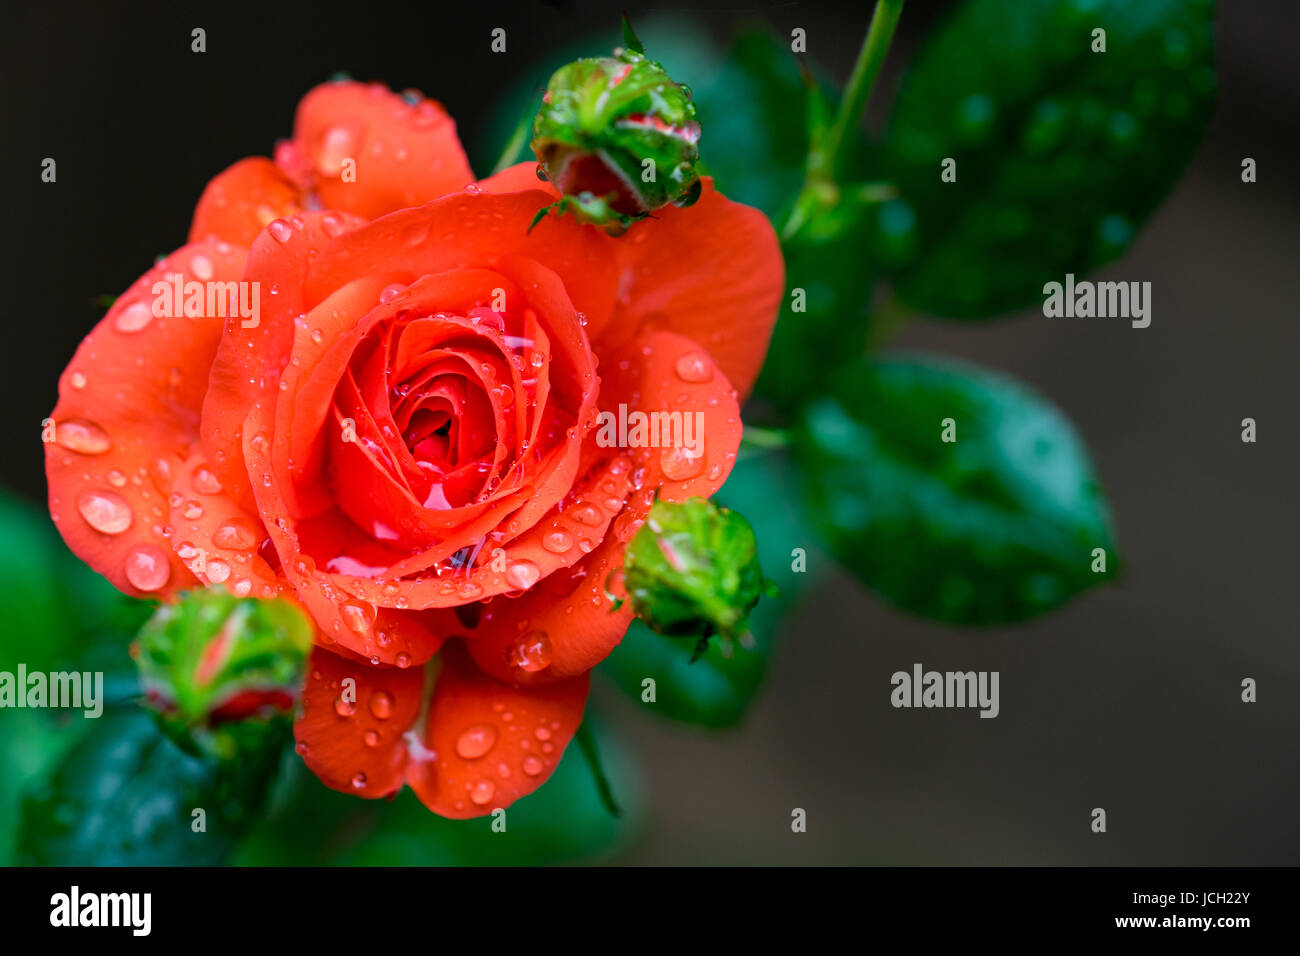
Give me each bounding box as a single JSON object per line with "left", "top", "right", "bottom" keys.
{"left": 465, "top": 330, "right": 743, "bottom": 684}
{"left": 189, "top": 158, "right": 304, "bottom": 247}
{"left": 476, "top": 164, "right": 783, "bottom": 394}
{"left": 597, "top": 178, "right": 783, "bottom": 399}
{"left": 295, "top": 645, "right": 427, "bottom": 798}
{"left": 293, "top": 81, "right": 475, "bottom": 221}
{"left": 406, "top": 643, "right": 589, "bottom": 819}
{"left": 45, "top": 240, "right": 248, "bottom": 597}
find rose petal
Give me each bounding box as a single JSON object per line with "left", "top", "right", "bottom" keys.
{"left": 596, "top": 178, "right": 784, "bottom": 399}
{"left": 45, "top": 240, "right": 247, "bottom": 597}
{"left": 406, "top": 642, "right": 589, "bottom": 819}
{"left": 295, "top": 645, "right": 427, "bottom": 797}
{"left": 292, "top": 81, "right": 475, "bottom": 221}
{"left": 189, "top": 158, "right": 305, "bottom": 247}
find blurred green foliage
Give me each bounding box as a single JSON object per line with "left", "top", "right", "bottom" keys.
{"left": 794, "top": 355, "right": 1121, "bottom": 625}
{"left": 881, "top": 0, "right": 1215, "bottom": 316}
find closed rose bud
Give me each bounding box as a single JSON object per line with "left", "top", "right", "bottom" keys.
{"left": 623, "top": 497, "right": 769, "bottom": 652}
{"left": 531, "top": 19, "right": 702, "bottom": 232}
{"left": 135, "top": 590, "right": 312, "bottom": 760}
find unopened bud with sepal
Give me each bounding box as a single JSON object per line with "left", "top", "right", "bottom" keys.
{"left": 134, "top": 590, "right": 313, "bottom": 760}
{"left": 621, "top": 497, "right": 772, "bottom": 660}
{"left": 530, "top": 17, "right": 702, "bottom": 234}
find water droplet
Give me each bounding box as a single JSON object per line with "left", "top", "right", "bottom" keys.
{"left": 534, "top": 726, "right": 552, "bottom": 741}
{"left": 192, "top": 466, "right": 223, "bottom": 495}
{"left": 69, "top": 371, "right": 87, "bottom": 389}
{"left": 190, "top": 254, "right": 214, "bottom": 280}
{"left": 267, "top": 219, "right": 294, "bottom": 243}
{"left": 335, "top": 698, "right": 355, "bottom": 717}
{"left": 55, "top": 419, "right": 111, "bottom": 455}
{"left": 505, "top": 559, "right": 540, "bottom": 590}
{"left": 456, "top": 724, "right": 498, "bottom": 759}
{"left": 206, "top": 558, "right": 231, "bottom": 583}
{"left": 351, "top": 772, "right": 367, "bottom": 789}
{"left": 522, "top": 755, "right": 544, "bottom": 776}
{"left": 341, "top": 600, "right": 376, "bottom": 634}
{"left": 470, "top": 780, "right": 496, "bottom": 805}
{"left": 124, "top": 543, "right": 170, "bottom": 591}
{"left": 674, "top": 351, "right": 712, "bottom": 383}
{"left": 571, "top": 504, "right": 601, "bottom": 526}
{"left": 213, "top": 517, "right": 259, "bottom": 551}
{"left": 369, "top": 691, "right": 393, "bottom": 720}
{"left": 507, "top": 630, "right": 552, "bottom": 673}
{"left": 77, "top": 489, "right": 132, "bottom": 534}
{"left": 660, "top": 444, "right": 706, "bottom": 480}
{"left": 542, "top": 530, "right": 573, "bottom": 554}
{"left": 318, "top": 126, "right": 358, "bottom": 175}
{"left": 114, "top": 300, "right": 154, "bottom": 333}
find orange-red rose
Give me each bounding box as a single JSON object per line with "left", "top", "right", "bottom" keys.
{"left": 45, "top": 80, "right": 782, "bottom": 816}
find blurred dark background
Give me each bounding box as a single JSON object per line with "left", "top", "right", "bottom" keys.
{"left": 2, "top": 0, "right": 1298, "bottom": 864}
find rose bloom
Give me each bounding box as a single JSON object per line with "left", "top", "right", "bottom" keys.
{"left": 45, "top": 81, "right": 781, "bottom": 817}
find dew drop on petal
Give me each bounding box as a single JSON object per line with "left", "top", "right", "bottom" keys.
{"left": 660, "top": 444, "right": 706, "bottom": 480}
{"left": 192, "top": 466, "right": 223, "bottom": 495}
{"left": 470, "top": 780, "right": 496, "bottom": 805}
{"left": 522, "top": 755, "right": 544, "bottom": 777}
{"left": 124, "top": 543, "right": 170, "bottom": 592}
{"left": 77, "top": 489, "right": 132, "bottom": 534}
{"left": 507, "top": 630, "right": 552, "bottom": 673}
{"left": 456, "top": 724, "right": 498, "bottom": 759}
{"left": 213, "top": 517, "right": 259, "bottom": 551}
{"left": 206, "top": 558, "right": 231, "bottom": 584}
{"left": 542, "top": 530, "right": 573, "bottom": 554}
{"left": 674, "top": 351, "right": 713, "bottom": 383}
{"left": 114, "top": 301, "right": 154, "bottom": 333}
{"left": 368, "top": 691, "right": 393, "bottom": 720}
{"left": 267, "top": 219, "right": 294, "bottom": 243}
{"left": 505, "top": 559, "right": 540, "bottom": 591}
{"left": 55, "top": 419, "right": 111, "bottom": 455}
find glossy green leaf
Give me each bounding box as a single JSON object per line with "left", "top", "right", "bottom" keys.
{"left": 794, "top": 354, "right": 1120, "bottom": 625}
{"left": 15, "top": 709, "right": 284, "bottom": 865}
{"left": 883, "top": 0, "right": 1215, "bottom": 317}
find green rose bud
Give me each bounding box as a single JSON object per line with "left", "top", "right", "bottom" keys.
{"left": 623, "top": 497, "right": 771, "bottom": 658}
{"left": 135, "top": 591, "right": 313, "bottom": 760}
{"left": 530, "top": 18, "right": 702, "bottom": 234}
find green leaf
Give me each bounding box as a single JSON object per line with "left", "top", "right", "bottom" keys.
{"left": 793, "top": 354, "right": 1120, "bottom": 625}
{"left": 15, "top": 708, "right": 284, "bottom": 865}
{"left": 679, "top": 28, "right": 878, "bottom": 417}
{"left": 600, "top": 452, "right": 818, "bottom": 726}
{"left": 0, "top": 490, "right": 153, "bottom": 860}
{"left": 753, "top": 196, "right": 876, "bottom": 416}
{"left": 689, "top": 28, "right": 810, "bottom": 221}
{"left": 882, "top": 0, "right": 1215, "bottom": 317}
{"left": 231, "top": 711, "right": 640, "bottom": 865}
